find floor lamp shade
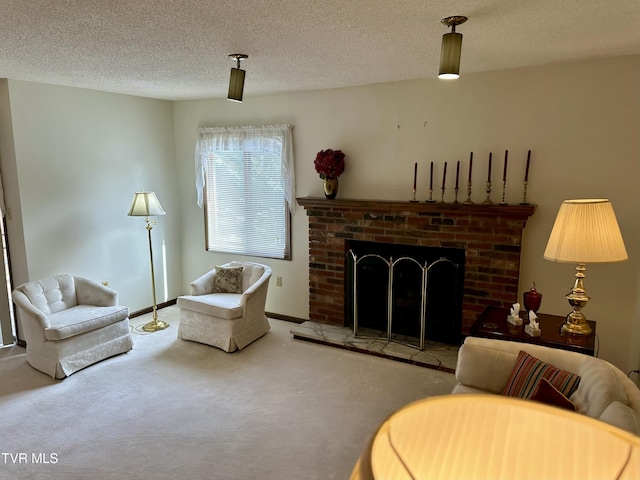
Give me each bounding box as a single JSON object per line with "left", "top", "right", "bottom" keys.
{"left": 439, "top": 32, "right": 463, "bottom": 79}
{"left": 543, "top": 199, "right": 627, "bottom": 336}
{"left": 127, "top": 191, "right": 166, "bottom": 217}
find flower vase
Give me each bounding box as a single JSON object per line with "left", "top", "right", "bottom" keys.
{"left": 323, "top": 177, "right": 338, "bottom": 199}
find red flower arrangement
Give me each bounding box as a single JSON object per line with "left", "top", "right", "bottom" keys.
{"left": 314, "top": 149, "right": 345, "bottom": 179}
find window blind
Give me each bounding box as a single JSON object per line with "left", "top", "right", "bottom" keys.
{"left": 197, "top": 125, "right": 294, "bottom": 259}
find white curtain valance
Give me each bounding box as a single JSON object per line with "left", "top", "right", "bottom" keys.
{"left": 195, "top": 124, "right": 296, "bottom": 215}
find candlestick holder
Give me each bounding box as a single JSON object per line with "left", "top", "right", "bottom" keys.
{"left": 454, "top": 187, "right": 459, "bottom": 203}
{"left": 440, "top": 187, "right": 446, "bottom": 203}
{"left": 463, "top": 181, "right": 474, "bottom": 204}
{"left": 520, "top": 181, "right": 530, "bottom": 205}
{"left": 482, "top": 182, "right": 493, "bottom": 205}
{"left": 425, "top": 189, "right": 435, "bottom": 203}
{"left": 410, "top": 188, "right": 418, "bottom": 203}
{"left": 499, "top": 180, "right": 507, "bottom": 205}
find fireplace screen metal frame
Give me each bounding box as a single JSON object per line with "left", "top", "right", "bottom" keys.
{"left": 347, "top": 249, "right": 460, "bottom": 350}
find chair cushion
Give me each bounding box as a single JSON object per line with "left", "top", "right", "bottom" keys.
{"left": 212, "top": 265, "right": 243, "bottom": 293}
{"left": 455, "top": 342, "right": 520, "bottom": 393}
{"left": 501, "top": 350, "right": 581, "bottom": 399}
{"left": 44, "top": 305, "right": 130, "bottom": 341}
{"left": 229, "top": 261, "right": 265, "bottom": 292}
{"left": 19, "top": 274, "right": 78, "bottom": 315}
{"left": 177, "top": 294, "right": 244, "bottom": 320}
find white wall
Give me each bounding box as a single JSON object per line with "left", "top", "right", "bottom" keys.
{"left": 174, "top": 55, "right": 640, "bottom": 370}
{"left": 1, "top": 80, "right": 182, "bottom": 335}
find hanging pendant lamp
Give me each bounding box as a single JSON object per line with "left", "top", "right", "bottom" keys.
{"left": 439, "top": 16, "right": 468, "bottom": 79}
{"left": 227, "top": 54, "right": 248, "bottom": 102}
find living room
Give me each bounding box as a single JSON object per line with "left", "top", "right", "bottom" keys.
{"left": 1, "top": 53, "right": 638, "bottom": 371}
{"left": 0, "top": 2, "right": 639, "bottom": 478}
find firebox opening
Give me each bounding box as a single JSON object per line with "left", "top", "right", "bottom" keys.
{"left": 345, "top": 240, "right": 465, "bottom": 348}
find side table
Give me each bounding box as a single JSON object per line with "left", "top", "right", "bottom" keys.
{"left": 470, "top": 306, "right": 596, "bottom": 356}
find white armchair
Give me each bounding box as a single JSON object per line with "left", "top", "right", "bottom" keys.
{"left": 12, "top": 274, "right": 133, "bottom": 379}
{"left": 177, "top": 261, "right": 272, "bottom": 352}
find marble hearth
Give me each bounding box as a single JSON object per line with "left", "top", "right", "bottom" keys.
{"left": 289, "top": 321, "right": 459, "bottom": 372}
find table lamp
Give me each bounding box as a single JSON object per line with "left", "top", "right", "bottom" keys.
{"left": 543, "top": 199, "right": 627, "bottom": 335}
{"left": 350, "top": 395, "right": 640, "bottom": 479}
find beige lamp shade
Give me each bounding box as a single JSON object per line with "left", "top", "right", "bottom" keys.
{"left": 544, "top": 199, "right": 627, "bottom": 264}
{"left": 350, "top": 395, "right": 640, "bottom": 480}
{"left": 127, "top": 191, "right": 166, "bottom": 217}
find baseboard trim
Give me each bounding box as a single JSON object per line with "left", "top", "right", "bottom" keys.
{"left": 130, "top": 298, "right": 177, "bottom": 319}
{"left": 130, "top": 302, "right": 305, "bottom": 324}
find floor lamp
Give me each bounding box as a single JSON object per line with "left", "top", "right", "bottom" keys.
{"left": 128, "top": 191, "right": 169, "bottom": 332}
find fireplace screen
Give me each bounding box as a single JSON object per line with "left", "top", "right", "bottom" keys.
{"left": 345, "top": 240, "right": 464, "bottom": 349}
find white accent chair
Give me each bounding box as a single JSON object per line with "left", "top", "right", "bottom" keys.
{"left": 12, "top": 274, "right": 133, "bottom": 379}
{"left": 177, "top": 261, "right": 272, "bottom": 352}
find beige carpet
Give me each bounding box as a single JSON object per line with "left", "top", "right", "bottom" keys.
{"left": 0, "top": 306, "right": 456, "bottom": 480}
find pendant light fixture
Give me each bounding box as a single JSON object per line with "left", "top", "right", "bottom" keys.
{"left": 227, "top": 54, "right": 248, "bottom": 102}
{"left": 438, "top": 16, "right": 468, "bottom": 79}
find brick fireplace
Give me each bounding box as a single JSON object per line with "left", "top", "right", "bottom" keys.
{"left": 298, "top": 197, "right": 536, "bottom": 336}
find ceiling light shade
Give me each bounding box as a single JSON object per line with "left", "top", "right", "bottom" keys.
{"left": 439, "top": 16, "right": 467, "bottom": 79}
{"left": 127, "top": 191, "right": 166, "bottom": 217}
{"left": 544, "top": 199, "right": 627, "bottom": 336}
{"left": 228, "top": 54, "right": 248, "bottom": 102}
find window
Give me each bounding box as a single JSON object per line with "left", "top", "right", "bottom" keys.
{"left": 195, "top": 125, "right": 295, "bottom": 259}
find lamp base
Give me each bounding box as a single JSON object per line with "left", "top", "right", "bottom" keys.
{"left": 142, "top": 319, "right": 170, "bottom": 332}
{"left": 561, "top": 314, "right": 592, "bottom": 336}
{"left": 561, "top": 263, "right": 592, "bottom": 336}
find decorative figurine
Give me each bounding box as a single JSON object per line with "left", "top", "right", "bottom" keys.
{"left": 507, "top": 302, "right": 523, "bottom": 326}
{"left": 525, "top": 310, "right": 541, "bottom": 337}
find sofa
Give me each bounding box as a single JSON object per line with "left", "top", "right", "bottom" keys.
{"left": 12, "top": 274, "right": 133, "bottom": 379}
{"left": 453, "top": 336, "right": 640, "bottom": 435}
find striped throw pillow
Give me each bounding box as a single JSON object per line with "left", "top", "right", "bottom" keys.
{"left": 501, "top": 350, "right": 581, "bottom": 399}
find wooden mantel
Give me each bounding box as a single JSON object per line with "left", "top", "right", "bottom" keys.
{"left": 297, "top": 197, "right": 536, "bottom": 219}
{"left": 297, "top": 196, "right": 537, "bottom": 336}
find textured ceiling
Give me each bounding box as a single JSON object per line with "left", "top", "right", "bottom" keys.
{"left": 0, "top": 0, "right": 639, "bottom": 101}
